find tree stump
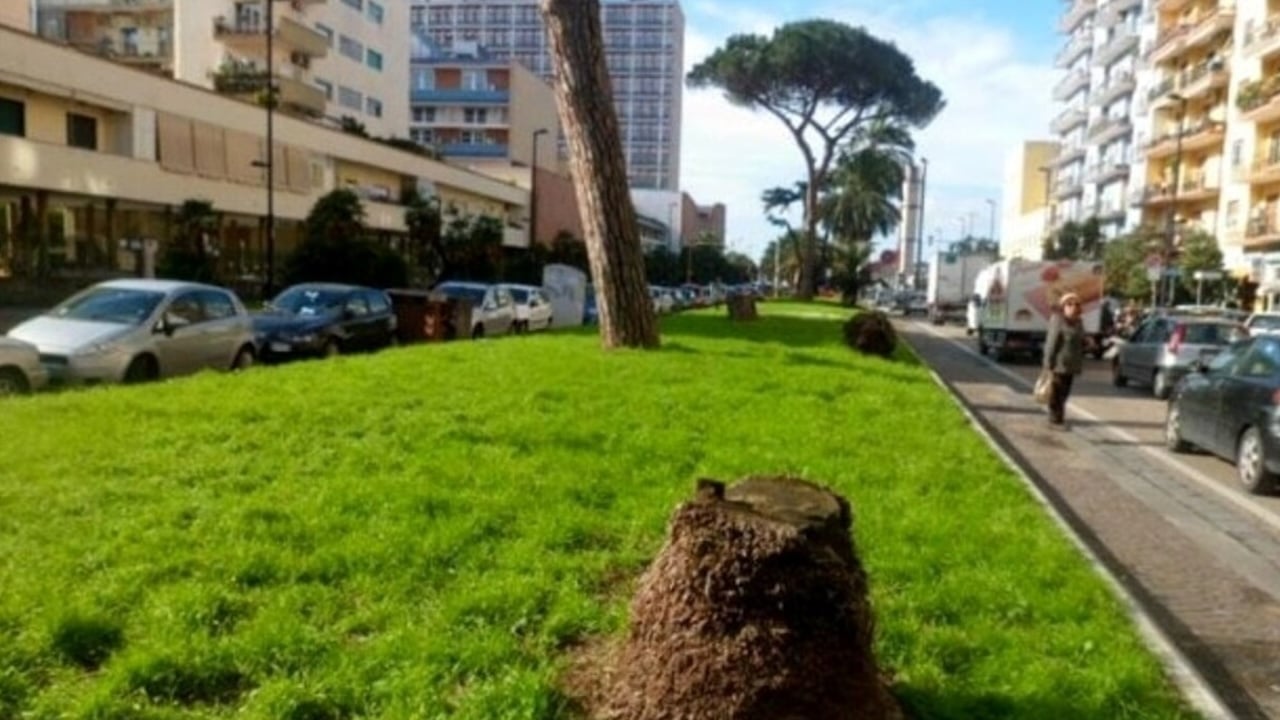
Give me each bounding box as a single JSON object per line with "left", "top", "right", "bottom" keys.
{"left": 726, "top": 294, "right": 758, "bottom": 322}
{"left": 604, "top": 477, "right": 900, "bottom": 720}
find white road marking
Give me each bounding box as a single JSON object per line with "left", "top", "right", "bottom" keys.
{"left": 915, "top": 321, "right": 1280, "bottom": 536}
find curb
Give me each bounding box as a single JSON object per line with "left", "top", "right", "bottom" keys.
{"left": 907, "top": 341, "right": 1235, "bottom": 720}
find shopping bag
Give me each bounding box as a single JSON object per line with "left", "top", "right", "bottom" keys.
{"left": 1033, "top": 371, "right": 1053, "bottom": 405}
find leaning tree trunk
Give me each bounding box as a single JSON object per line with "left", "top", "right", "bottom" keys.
{"left": 540, "top": 0, "right": 659, "bottom": 349}
{"left": 798, "top": 179, "right": 822, "bottom": 301}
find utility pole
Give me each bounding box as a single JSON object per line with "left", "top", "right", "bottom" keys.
{"left": 264, "top": 0, "right": 276, "bottom": 298}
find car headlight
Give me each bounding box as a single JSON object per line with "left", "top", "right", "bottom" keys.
{"left": 76, "top": 341, "right": 122, "bottom": 357}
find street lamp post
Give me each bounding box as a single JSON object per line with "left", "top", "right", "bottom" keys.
{"left": 529, "top": 128, "right": 548, "bottom": 247}
{"left": 261, "top": 0, "right": 276, "bottom": 298}
{"left": 1161, "top": 93, "right": 1189, "bottom": 309}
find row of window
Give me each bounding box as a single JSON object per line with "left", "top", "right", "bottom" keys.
{"left": 0, "top": 97, "right": 100, "bottom": 151}
{"left": 339, "top": 0, "right": 385, "bottom": 25}
{"left": 409, "top": 128, "right": 504, "bottom": 146}
{"left": 315, "top": 79, "right": 383, "bottom": 118}
{"left": 315, "top": 24, "right": 384, "bottom": 72}
{"left": 410, "top": 68, "right": 501, "bottom": 92}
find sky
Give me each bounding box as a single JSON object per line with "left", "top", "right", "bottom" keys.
{"left": 677, "top": 0, "right": 1061, "bottom": 263}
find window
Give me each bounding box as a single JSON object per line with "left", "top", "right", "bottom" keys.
{"left": 365, "top": 291, "right": 390, "bottom": 314}
{"left": 66, "top": 113, "right": 97, "bottom": 150}
{"left": 412, "top": 68, "right": 434, "bottom": 91}
{"left": 0, "top": 97, "right": 24, "bottom": 137}
{"left": 198, "top": 291, "right": 236, "bottom": 321}
{"left": 410, "top": 128, "right": 434, "bottom": 144}
{"left": 464, "top": 108, "right": 488, "bottom": 124}
{"left": 1227, "top": 200, "right": 1240, "bottom": 229}
{"left": 166, "top": 292, "right": 205, "bottom": 325}
{"left": 461, "top": 69, "right": 486, "bottom": 90}
{"left": 315, "top": 22, "right": 334, "bottom": 46}
{"left": 339, "top": 35, "right": 363, "bottom": 62}
{"left": 412, "top": 107, "right": 436, "bottom": 123}
{"left": 315, "top": 78, "right": 333, "bottom": 100}
{"left": 366, "top": 48, "right": 383, "bottom": 71}
{"left": 338, "top": 86, "right": 362, "bottom": 110}
{"left": 345, "top": 294, "right": 370, "bottom": 317}
{"left": 367, "top": 1, "right": 383, "bottom": 24}
{"left": 366, "top": 97, "right": 383, "bottom": 118}
{"left": 340, "top": 0, "right": 362, "bottom": 10}
{"left": 1236, "top": 338, "right": 1280, "bottom": 378}
{"left": 410, "top": 7, "right": 423, "bottom": 28}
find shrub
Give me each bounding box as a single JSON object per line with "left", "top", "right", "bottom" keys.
{"left": 842, "top": 311, "right": 897, "bottom": 358}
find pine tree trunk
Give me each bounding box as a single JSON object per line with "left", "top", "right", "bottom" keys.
{"left": 539, "top": 0, "right": 660, "bottom": 349}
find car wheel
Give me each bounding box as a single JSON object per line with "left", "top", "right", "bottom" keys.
{"left": 472, "top": 324, "right": 485, "bottom": 340}
{"left": 1237, "top": 427, "right": 1278, "bottom": 495}
{"left": 123, "top": 355, "right": 159, "bottom": 384}
{"left": 322, "top": 339, "right": 341, "bottom": 358}
{"left": 231, "top": 346, "right": 255, "bottom": 372}
{"left": 1153, "top": 369, "right": 1172, "bottom": 400}
{"left": 1165, "top": 403, "right": 1190, "bottom": 452}
{"left": 1111, "top": 359, "right": 1128, "bottom": 388}
{"left": 0, "top": 367, "right": 30, "bottom": 396}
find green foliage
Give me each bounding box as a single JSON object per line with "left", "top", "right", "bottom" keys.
{"left": 158, "top": 200, "right": 221, "bottom": 283}
{"left": 0, "top": 304, "right": 1199, "bottom": 718}
{"left": 50, "top": 613, "right": 124, "bottom": 670}
{"left": 440, "top": 214, "right": 505, "bottom": 282}
{"left": 1176, "top": 228, "right": 1225, "bottom": 298}
{"left": 1043, "top": 218, "right": 1104, "bottom": 261}
{"left": 285, "top": 190, "right": 408, "bottom": 288}
{"left": 338, "top": 116, "right": 367, "bottom": 138}
{"left": 1103, "top": 230, "right": 1156, "bottom": 300}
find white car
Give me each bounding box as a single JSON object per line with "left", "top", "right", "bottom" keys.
{"left": 501, "top": 284, "right": 554, "bottom": 333}
{"left": 433, "top": 281, "right": 517, "bottom": 339}
{"left": 1245, "top": 312, "right": 1280, "bottom": 337}
{"left": 7, "top": 279, "right": 257, "bottom": 385}
{"left": 650, "top": 286, "right": 675, "bottom": 314}
{"left": 0, "top": 337, "right": 48, "bottom": 396}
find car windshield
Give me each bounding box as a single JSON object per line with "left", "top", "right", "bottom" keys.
{"left": 1183, "top": 323, "right": 1242, "bottom": 345}
{"left": 1250, "top": 315, "right": 1280, "bottom": 331}
{"left": 272, "top": 287, "right": 346, "bottom": 316}
{"left": 509, "top": 288, "right": 531, "bottom": 303}
{"left": 437, "top": 284, "right": 487, "bottom": 304}
{"left": 50, "top": 287, "right": 166, "bottom": 325}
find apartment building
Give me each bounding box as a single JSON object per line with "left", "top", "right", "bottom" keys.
{"left": 0, "top": 2, "right": 34, "bottom": 32}
{"left": 0, "top": 25, "right": 528, "bottom": 287}
{"left": 1000, "top": 140, "right": 1062, "bottom": 260}
{"left": 1052, "top": 0, "right": 1145, "bottom": 237}
{"left": 409, "top": 0, "right": 685, "bottom": 191}
{"left": 32, "top": 0, "right": 409, "bottom": 137}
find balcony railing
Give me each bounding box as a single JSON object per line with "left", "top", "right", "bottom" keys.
{"left": 1243, "top": 14, "right": 1280, "bottom": 56}
{"left": 410, "top": 88, "right": 511, "bottom": 104}
{"left": 1060, "top": 0, "right": 1097, "bottom": 33}
{"left": 1237, "top": 76, "right": 1280, "bottom": 115}
{"left": 1053, "top": 69, "right": 1091, "bottom": 101}
{"left": 439, "top": 142, "right": 510, "bottom": 158}
{"left": 1050, "top": 104, "right": 1089, "bottom": 134}
{"left": 1094, "top": 31, "right": 1138, "bottom": 66}
{"left": 1094, "top": 70, "right": 1135, "bottom": 105}
{"left": 1055, "top": 33, "right": 1093, "bottom": 68}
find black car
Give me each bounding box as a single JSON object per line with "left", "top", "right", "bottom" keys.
{"left": 1166, "top": 335, "right": 1280, "bottom": 495}
{"left": 254, "top": 283, "right": 397, "bottom": 361}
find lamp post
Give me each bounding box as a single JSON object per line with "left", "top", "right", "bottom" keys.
{"left": 985, "top": 198, "right": 996, "bottom": 245}
{"left": 529, "top": 128, "right": 548, "bottom": 247}
{"left": 256, "top": 0, "right": 276, "bottom": 299}
{"left": 1161, "top": 93, "right": 1189, "bottom": 309}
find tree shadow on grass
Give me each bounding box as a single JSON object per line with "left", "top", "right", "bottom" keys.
{"left": 894, "top": 686, "right": 1142, "bottom": 720}
{"left": 665, "top": 312, "right": 845, "bottom": 349}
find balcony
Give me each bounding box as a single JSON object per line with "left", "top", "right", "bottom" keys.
{"left": 1100, "top": 0, "right": 1142, "bottom": 25}
{"left": 1244, "top": 14, "right": 1280, "bottom": 59}
{"left": 210, "top": 65, "right": 326, "bottom": 117}
{"left": 213, "top": 14, "right": 329, "bottom": 60}
{"left": 1087, "top": 115, "right": 1131, "bottom": 145}
{"left": 62, "top": 1, "right": 171, "bottom": 14}
{"left": 1050, "top": 104, "right": 1089, "bottom": 134}
{"left": 1248, "top": 150, "right": 1280, "bottom": 185}
{"left": 439, "top": 142, "right": 510, "bottom": 158}
{"left": 1093, "top": 31, "right": 1138, "bottom": 67}
{"left": 1245, "top": 212, "right": 1280, "bottom": 248}
{"left": 1055, "top": 143, "right": 1088, "bottom": 166}
{"left": 1060, "top": 0, "right": 1096, "bottom": 33}
{"left": 1086, "top": 159, "right": 1131, "bottom": 185}
{"left": 1056, "top": 33, "right": 1093, "bottom": 68}
{"left": 1140, "top": 174, "right": 1220, "bottom": 206}
{"left": 70, "top": 35, "right": 172, "bottom": 70}
{"left": 1145, "top": 119, "right": 1226, "bottom": 159}
{"left": 1156, "top": 0, "right": 1194, "bottom": 12}
{"left": 1147, "top": 25, "right": 1190, "bottom": 64}
{"left": 1177, "top": 57, "right": 1231, "bottom": 102}
{"left": 1238, "top": 77, "right": 1280, "bottom": 123}
{"left": 1054, "top": 174, "right": 1085, "bottom": 198}
{"left": 1094, "top": 70, "right": 1135, "bottom": 106}
{"left": 410, "top": 88, "right": 512, "bottom": 104}
{"left": 1053, "top": 69, "right": 1091, "bottom": 101}
{"left": 1094, "top": 196, "right": 1128, "bottom": 221}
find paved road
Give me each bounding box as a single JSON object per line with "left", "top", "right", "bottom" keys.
{"left": 901, "top": 319, "right": 1280, "bottom": 720}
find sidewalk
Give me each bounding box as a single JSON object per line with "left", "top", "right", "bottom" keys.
{"left": 900, "top": 324, "right": 1280, "bottom": 720}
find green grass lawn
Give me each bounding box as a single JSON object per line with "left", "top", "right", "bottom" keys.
{"left": 0, "top": 302, "right": 1196, "bottom": 719}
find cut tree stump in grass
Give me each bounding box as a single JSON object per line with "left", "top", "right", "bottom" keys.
{"left": 604, "top": 476, "right": 900, "bottom": 720}
{"left": 726, "top": 295, "right": 758, "bottom": 322}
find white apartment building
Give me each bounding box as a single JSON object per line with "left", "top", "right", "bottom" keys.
{"left": 32, "top": 0, "right": 408, "bottom": 137}
{"left": 1052, "top": 0, "right": 1145, "bottom": 238}
{"left": 409, "top": 0, "right": 685, "bottom": 191}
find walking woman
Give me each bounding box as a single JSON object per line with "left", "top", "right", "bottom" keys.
{"left": 1043, "top": 292, "right": 1086, "bottom": 429}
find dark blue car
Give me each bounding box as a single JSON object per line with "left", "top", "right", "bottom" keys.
{"left": 253, "top": 283, "right": 397, "bottom": 361}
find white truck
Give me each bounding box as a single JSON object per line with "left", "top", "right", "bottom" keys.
{"left": 927, "top": 251, "right": 996, "bottom": 325}
{"left": 974, "top": 258, "right": 1107, "bottom": 362}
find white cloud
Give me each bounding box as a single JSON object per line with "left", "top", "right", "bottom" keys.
{"left": 678, "top": 3, "right": 1058, "bottom": 262}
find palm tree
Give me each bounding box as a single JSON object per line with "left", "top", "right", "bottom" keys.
{"left": 820, "top": 121, "right": 912, "bottom": 301}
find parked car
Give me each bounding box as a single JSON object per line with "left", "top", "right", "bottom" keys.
{"left": 7, "top": 279, "right": 256, "bottom": 385}
{"left": 583, "top": 285, "right": 599, "bottom": 326}
{"left": 501, "top": 284, "right": 554, "bottom": 333}
{"left": 1166, "top": 335, "right": 1280, "bottom": 494}
{"left": 650, "top": 286, "right": 675, "bottom": 315}
{"left": 433, "top": 281, "right": 516, "bottom": 338}
{"left": 1245, "top": 312, "right": 1280, "bottom": 337}
{"left": 1112, "top": 314, "right": 1248, "bottom": 399}
{"left": 254, "top": 283, "right": 398, "bottom": 361}
{"left": 0, "top": 337, "right": 48, "bottom": 396}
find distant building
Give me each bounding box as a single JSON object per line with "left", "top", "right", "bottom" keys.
{"left": 1000, "top": 140, "right": 1062, "bottom": 261}
{"left": 630, "top": 189, "right": 726, "bottom": 254}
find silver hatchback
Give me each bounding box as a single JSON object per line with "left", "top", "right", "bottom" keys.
{"left": 7, "top": 279, "right": 257, "bottom": 385}
{"left": 1112, "top": 314, "right": 1247, "bottom": 399}
{"left": 0, "top": 337, "right": 48, "bottom": 396}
